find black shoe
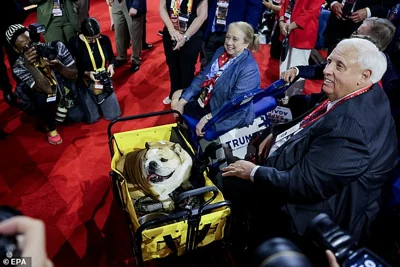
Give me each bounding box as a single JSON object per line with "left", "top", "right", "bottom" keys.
{"left": 158, "top": 30, "right": 163, "bottom": 37}
{"left": 130, "top": 63, "right": 140, "bottom": 73}
{"left": 0, "top": 130, "right": 8, "bottom": 140}
{"left": 142, "top": 43, "right": 153, "bottom": 50}
{"left": 2, "top": 91, "right": 18, "bottom": 107}
{"left": 114, "top": 59, "right": 127, "bottom": 68}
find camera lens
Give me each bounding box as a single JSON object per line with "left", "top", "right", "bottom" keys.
{"left": 56, "top": 106, "right": 68, "bottom": 123}
{"left": 0, "top": 206, "right": 22, "bottom": 260}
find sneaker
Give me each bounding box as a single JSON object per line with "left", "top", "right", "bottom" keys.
{"left": 163, "top": 97, "right": 171, "bottom": 105}
{"left": 47, "top": 130, "right": 63, "bottom": 145}
{"left": 158, "top": 30, "right": 163, "bottom": 37}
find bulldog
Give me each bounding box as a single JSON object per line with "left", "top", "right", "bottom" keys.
{"left": 119, "top": 141, "right": 193, "bottom": 211}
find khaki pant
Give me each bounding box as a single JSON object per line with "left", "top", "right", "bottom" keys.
{"left": 111, "top": 0, "right": 143, "bottom": 63}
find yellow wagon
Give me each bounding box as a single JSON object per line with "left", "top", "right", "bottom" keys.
{"left": 107, "top": 110, "right": 232, "bottom": 266}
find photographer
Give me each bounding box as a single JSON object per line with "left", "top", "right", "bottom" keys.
{"left": 0, "top": 215, "right": 53, "bottom": 267}
{"left": 5, "top": 24, "right": 78, "bottom": 145}
{"left": 68, "top": 18, "right": 120, "bottom": 123}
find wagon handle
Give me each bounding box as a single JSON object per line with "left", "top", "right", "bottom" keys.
{"left": 176, "top": 186, "right": 219, "bottom": 215}
{"left": 107, "top": 110, "right": 182, "bottom": 157}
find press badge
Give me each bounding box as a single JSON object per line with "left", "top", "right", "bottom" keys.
{"left": 52, "top": 0, "right": 62, "bottom": 17}
{"left": 46, "top": 94, "right": 56, "bottom": 103}
{"left": 94, "top": 83, "right": 104, "bottom": 90}
{"left": 216, "top": 2, "right": 229, "bottom": 26}
{"left": 178, "top": 15, "right": 189, "bottom": 32}
{"left": 284, "top": 12, "right": 291, "bottom": 24}
{"left": 275, "top": 122, "right": 301, "bottom": 143}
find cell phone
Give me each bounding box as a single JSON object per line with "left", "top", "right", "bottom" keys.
{"left": 172, "top": 40, "right": 177, "bottom": 48}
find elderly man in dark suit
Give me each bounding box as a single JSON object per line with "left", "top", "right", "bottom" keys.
{"left": 324, "top": 0, "right": 397, "bottom": 53}
{"left": 221, "top": 38, "right": 398, "bottom": 243}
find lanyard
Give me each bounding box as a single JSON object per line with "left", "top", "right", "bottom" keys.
{"left": 172, "top": 0, "right": 193, "bottom": 16}
{"left": 300, "top": 85, "right": 372, "bottom": 128}
{"left": 82, "top": 35, "right": 105, "bottom": 71}
{"left": 36, "top": 58, "right": 57, "bottom": 86}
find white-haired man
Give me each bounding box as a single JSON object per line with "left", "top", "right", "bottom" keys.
{"left": 221, "top": 38, "right": 398, "bottom": 242}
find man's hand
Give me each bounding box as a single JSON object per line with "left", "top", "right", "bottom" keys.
{"left": 263, "top": 0, "right": 272, "bottom": 9}
{"left": 281, "top": 68, "right": 297, "bottom": 83}
{"left": 107, "top": 64, "right": 115, "bottom": 77}
{"left": 23, "top": 47, "right": 38, "bottom": 65}
{"left": 326, "top": 250, "right": 340, "bottom": 267}
{"left": 196, "top": 116, "right": 208, "bottom": 137}
{"left": 348, "top": 8, "right": 368, "bottom": 23}
{"left": 0, "top": 216, "right": 54, "bottom": 267}
{"left": 129, "top": 7, "right": 137, "bottom": 16}
{"left": 43, "top": 58, "right": 65, "bottom": 71}
{"left": 222, "top": 160, "right": 256, "bottom": 180}
{"left": 331, "top": 3, "right": 344, "bottom": 19}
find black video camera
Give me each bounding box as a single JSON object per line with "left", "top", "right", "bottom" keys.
{"left": 28, "top": 23, "right": 46, "bottom": 43}
{"left": 94, "top": 69, "right": 114, "bottom": 93}
{"left": 0, "top": 206, "right": 22, "bottom": 260}
{"left": 307, "top": 213, "right": 391, "bottom": 267}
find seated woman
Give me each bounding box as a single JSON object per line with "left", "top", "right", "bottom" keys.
{"left": 68, "top": 17, "right": 121, "bottom": 124}
{"left": 172, "top": 21, "right": 261, "bottom": 137}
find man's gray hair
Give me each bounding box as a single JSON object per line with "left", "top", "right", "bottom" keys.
{"left": 336, "top": 38, "right": 387, "bottom": 84}
{"left": 362, "top": 17, "right": 396, "bottom": 51}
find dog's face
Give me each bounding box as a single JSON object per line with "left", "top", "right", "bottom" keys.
{"left": 144, "top": 141, "right": 185, "bottom": 184}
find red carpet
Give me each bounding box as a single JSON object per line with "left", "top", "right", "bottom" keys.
{"left": 0, "top": 1, "right": 323, "bottom": 266}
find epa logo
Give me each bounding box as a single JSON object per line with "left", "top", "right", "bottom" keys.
{"left": 2, "top": 258, "right": 29, "bottom": 266}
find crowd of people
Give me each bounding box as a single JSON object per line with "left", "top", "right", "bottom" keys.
{"left": 1, "top": 0, "right": 400, "bottom": 266}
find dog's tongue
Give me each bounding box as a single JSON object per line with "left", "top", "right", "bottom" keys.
{"left": 147, "top": 173, "right": 158, "bottom": 181}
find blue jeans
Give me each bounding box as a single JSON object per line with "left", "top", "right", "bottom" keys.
{"left": 78, "top": 84, "right": 121, "bottom": 124}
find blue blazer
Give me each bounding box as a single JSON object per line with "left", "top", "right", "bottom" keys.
{"left": 126, "top": 0, "right": 146, "bottom": 17}
{"left": 204, "top": 0, "right": 263, "bottom": 39}
{"left": 255, "top": 83, "right": 398, "bottom": 241}
{"left": 181, "top": 46, "right": 260, "bottom": 133}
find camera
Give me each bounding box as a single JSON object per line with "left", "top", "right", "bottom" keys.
{"left": 55, "top": 97, "right": 74, "bottom": 123}
{"left": 28, "top": 23, "right": 46, "bottom": 43}
{"left": 253, "top": 237, "right": 313, "bottom": 267}
{"left": 94, "top": 69, "right": 114, "bottom": 93}
{"left": 0, "top": 206, "right": 22, "bottom": 260}
{"left": 307, "top": 213, "right": 391, "bottom": 267}
{"left": 24, "top": 42, "right": 58, "bottom": 61}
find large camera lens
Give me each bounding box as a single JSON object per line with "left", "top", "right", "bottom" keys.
{"left": 56, "top": 106, "right": 68, "bottom": 123}
{"left": 253, "top": 238, "right": 313, "bottom": 267}
{"left": 0, "top": 206, "right": 22, "bottom": 260}
{"left": 307, "top": 213, "right": 356, "bottom": 263}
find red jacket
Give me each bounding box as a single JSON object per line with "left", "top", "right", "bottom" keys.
{"left": 279, "top": 0, "right": 325, "bottom": 49}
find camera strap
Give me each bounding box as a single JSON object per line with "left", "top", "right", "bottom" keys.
{"left": 82, "top": 35, "right": 106, "bottom": 71}
{"left": 35, "top": 58, "right": 57, "bottom": 87}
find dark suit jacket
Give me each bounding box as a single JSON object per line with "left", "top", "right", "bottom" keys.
{"left": 126, "top": 0, "right": 146, "bottom": 17}
{"left": 204, "top": 0, "right": 262, "bottom": 39}
{"left": 254, "top": 83, "right": 398, "bottom": 241}
{"left": 324, "top": 0, "right": 398, "bottom": 48}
